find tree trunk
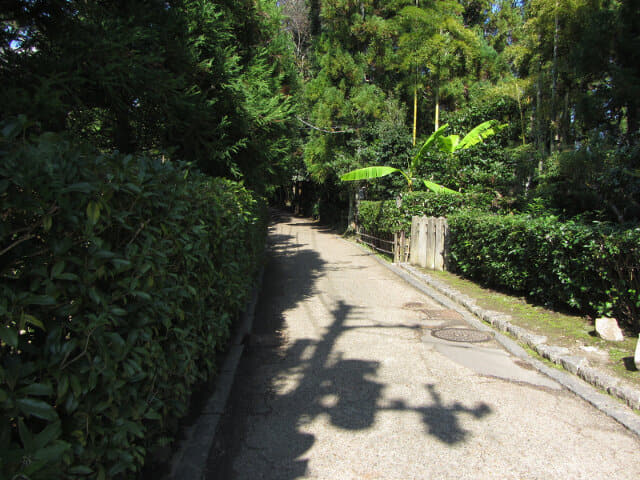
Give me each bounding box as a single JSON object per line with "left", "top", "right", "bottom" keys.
{"left": 536, "top": 60, "right": 545, "bottom": 173}
{"left": 434, "top": 78, "right": 440, "bottom": 131}
{"left": 550, "top": 0, "right": 559, "bottom": 153}
{"left": 347, "top": 187, "right": 356, "bottom": 232}
{"left": 310, "top": 0, "right": 321, "bottom": 36}
{"left": 114, "top": 110, "right": 134, "bottom": 154}
{"left": 413, "top": 82, "right": 418, "bottom": 146}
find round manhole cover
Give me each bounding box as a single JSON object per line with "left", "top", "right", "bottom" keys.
{"left": 431, "top": 328, "right": 492, "bottom": 343}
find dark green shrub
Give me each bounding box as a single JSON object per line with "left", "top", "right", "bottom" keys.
{"left": 448, "top": 212, "right": 640, "bottom": 332}
{"left": 0, "top": 126, "right": 266, "bottom": 478}
{"left": 357, "top": 201, "right": 401, "bottom": 235}
{"left": 357, "top": 191, "right": 491, "bottom": 235}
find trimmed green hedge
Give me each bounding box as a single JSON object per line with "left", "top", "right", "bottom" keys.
{"left": 0, "top": 128, "right": 266, "bottom": 478}
{"left": 358, "top": 191, "right": 490, "bottom": 235}
{"left": 448, "top": 212, "right": 640, "bottom": 332}
{"left": 357, "top": 201, "right": 401, "bottom": 235}
{"left": 358, "top": 193, "right": 639, "bottom": 332}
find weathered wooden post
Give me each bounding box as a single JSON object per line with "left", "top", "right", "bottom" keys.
{"left": 418, "top": 217, "right": 428, "bottom": 267}
{"left": 427, "top": 217, "right": 436, "bottom": 269}
{"left": 393, "top": 232, "right": 399, "bottom": 263}
{"left": 409, "top": 216, "right": 449, "bottom": 271}
{"left": 409, "top": 216, "right": 419, "bottom": 265}
{"left": 434, "top": 217, "right": 446, "bottom": 270}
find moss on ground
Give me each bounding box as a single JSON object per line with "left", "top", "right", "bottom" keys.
{"left": 348, "top": 235, "right": 640, "bottom": 390}
{"left": 422, "top": 269, "right": 640, "bottom": 387}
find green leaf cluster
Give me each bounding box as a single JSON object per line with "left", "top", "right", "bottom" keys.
{"left": 358, "top": 191, "right": 491, "bottom": 235}
{"left": 0, "top": 127, "right": 267, "bottom": 478}
{"left": 448, "top": 212, "right": 640, "bottom": 332}
{"left": 0, "top": 0, "right": 300, "bottom": 192}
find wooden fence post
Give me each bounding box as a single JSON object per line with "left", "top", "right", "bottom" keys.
{"left": 393, "top": 232, "right": 399, "bottom": 263}
{"left": 434, "top": 217, "right": 446, "bottom": 270}
{"left": 408, "top": 216, "right": 449, "bottom": 271}
{"left": 426, "top": 217, "right": 436, "bottom": 269}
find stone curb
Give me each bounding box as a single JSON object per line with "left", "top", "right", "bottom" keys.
{"left": 394, "top": 261, "right": 640, "bottom": 435}
{"left": 353, "top": 242, "right": 640, "bottom": 436}
{"left": 167, "top": 265, "right": 264, "bottom": 480}
{"left": 397, "top": 263, "right": 640, "bottom": 412}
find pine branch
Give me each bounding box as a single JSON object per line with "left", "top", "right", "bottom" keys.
{"left": 296, "top": 116, "right": 353, "bottom": 134}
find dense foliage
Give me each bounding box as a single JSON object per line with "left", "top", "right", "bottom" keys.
{"left": 0, "top": 125, "right": 266, "bottom": 478}
{"left": 448, "top": 212, "right": 640, "bottom": 332}
{"left": 278, "top": 0, "right": 640, "bottom": 224}
{"left": 0, "top": 0, "right": 301, "bottom": 192}
{"left": 1, "top": 3, "right": 297, "bottom": 475}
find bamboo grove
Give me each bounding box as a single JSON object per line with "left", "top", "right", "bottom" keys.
{"left": 281, "top": 0, "right": 640, "bottom": 224}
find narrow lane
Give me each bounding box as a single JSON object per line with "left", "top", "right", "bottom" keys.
{"left": 206, "top": 212, "right": 640, "bottom": 480}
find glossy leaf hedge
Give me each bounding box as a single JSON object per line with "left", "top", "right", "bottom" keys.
{"left": 0, "top": 129, "right": 266, "bottom": 478}
{"left": 448, "top": 212, "right": 640, "bottom": 332}
{"left": 358, "top": 196, "right": 639, "bottom": 332}
{"left": 357, "top": 191, "right": 490, "bottom": 235}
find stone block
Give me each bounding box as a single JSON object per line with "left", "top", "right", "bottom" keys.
{"left": 521, "top": 332, "right": 548, "bottom": 348}
{"left": 557, "top": 355, "right": 588, "bottom": 375}
{"left": 635, "top": 335, "right": 640, "bottom": 370}
{"left": 537, "top": 344, "right": 570, "bottom": 363}
{"left": 595, "top": 317, "right": 624, "bottom": 341}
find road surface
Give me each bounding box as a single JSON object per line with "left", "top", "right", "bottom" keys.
{"left": 205, "top": 212, "right": 640, "bottom": 480}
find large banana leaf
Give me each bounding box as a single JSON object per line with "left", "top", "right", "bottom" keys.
{"left": 437, "top": 134, "right": 460, "bottom": 154}
{"left": 411, "top": 123, "right": 449, "bottom": 172}
{"left": 457, "top": 120, "right": 506, "bottom": 150}
{"left": 423, "top": 180, "right": 462, "bottom": 195}
{"left": 340, "top": 166, "right": 410, "bottom": 184}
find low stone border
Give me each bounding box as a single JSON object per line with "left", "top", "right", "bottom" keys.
{"left": 167, "top": 265, "right": 264, "bottom": 479}
{"left": 355, "top": 249, "right": 640, "bottom": 435}
{"left": 398, "top": 263, "right": 640, "bottom": 412}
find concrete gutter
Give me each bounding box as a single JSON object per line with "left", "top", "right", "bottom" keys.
{"left": 357, "top": 245, "right": 640, "bottom": 437}
{"left": 167, "top": 266, "right": 264, "bottom": 479}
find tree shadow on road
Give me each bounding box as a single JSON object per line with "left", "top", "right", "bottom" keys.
{"left": 205, "top": 212, "right": 492, "bottom": 479}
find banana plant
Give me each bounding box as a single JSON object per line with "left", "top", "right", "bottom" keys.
{"left": 340, "top": 120, "right": 505, "bottom": 193}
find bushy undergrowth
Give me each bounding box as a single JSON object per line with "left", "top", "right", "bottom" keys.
{"left": 0, "top": 127, "right": 266, "bottom": 478}
{"left": 358, "top": 192, "right": 639, "bottom": 333}
{"left": 448, "top": 212, "right": 640, "bottom": 333}
{"left": 358, "top": 191, "right": 490, "bottom": 234}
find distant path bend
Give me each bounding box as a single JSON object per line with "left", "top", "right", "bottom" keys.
{"left": 206, "top": 212, "right": 640, "bottom": 480}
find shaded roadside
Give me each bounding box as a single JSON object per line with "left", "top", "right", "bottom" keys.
{"left": 205, "top": 212, "right": 640, "bottom": 480}
{"left": 205, "top": 213, "right": 492, "bottom": 479}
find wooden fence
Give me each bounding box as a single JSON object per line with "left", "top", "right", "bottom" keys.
{"left": 356, "top": 229, "right": 395, "bottom": 256}
{"left": 356, "top": 216, "right": 448, "bottom": 271}
{"left": 409, "top": 216, "right": 448, "bottom": 271}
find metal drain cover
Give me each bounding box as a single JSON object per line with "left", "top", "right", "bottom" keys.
{"left": 431, "top": 328, "right": 492, "bottom": 343}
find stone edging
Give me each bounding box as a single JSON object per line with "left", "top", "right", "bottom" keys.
{"left": 167, "top": 265, "right": 264, "bottom": 479}
{"left": 399, "top": 263, "right": 640, "bottom": 412}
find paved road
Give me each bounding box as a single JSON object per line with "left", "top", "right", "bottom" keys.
{"left": 205, "top": 213, "right": 640, "bottom": 480}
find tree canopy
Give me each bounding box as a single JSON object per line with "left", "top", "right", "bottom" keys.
{"left": 1, "top": 0, "right": 300, "bottom": 192}
{"left": 2, "top": 0, "right": 639, "bottom": 219}
{"left": 280, "top": 0, "right": 640, "bottom": 223}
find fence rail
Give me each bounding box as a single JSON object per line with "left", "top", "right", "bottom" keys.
{"left": 357, "top": 230, "right": 395, "bottom": 255}
{"left": 356, "top": 229, "right": 410, "bottom": 262}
